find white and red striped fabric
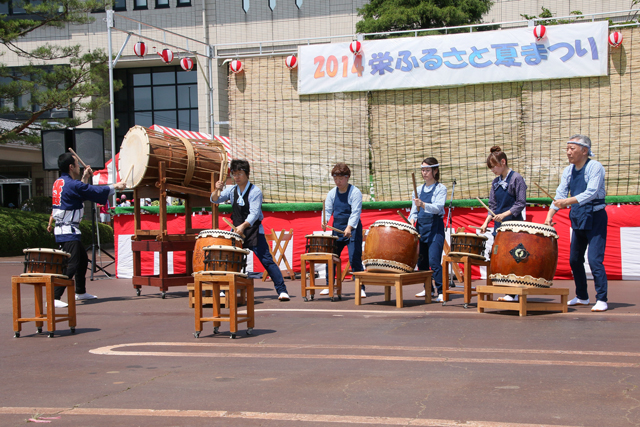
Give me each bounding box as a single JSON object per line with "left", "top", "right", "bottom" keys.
{"left": 92, "top": 153, "right": 120, "bottom": 185}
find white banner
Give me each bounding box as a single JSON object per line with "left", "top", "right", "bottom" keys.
{"left": 298, "top": 22, "right": 609, "bottom": 95}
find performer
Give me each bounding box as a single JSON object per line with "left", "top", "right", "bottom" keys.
{"left": 545, "top": 135, "right": 608, "bottom": 312}
{"left": 49, "top": 152, "right": 126, "bottom": 308}
{"left": 323, "top": 163, "right": 365, "bottom": 298}
{"left": 409, "top": 157, "right": 447, "bottom": 302}
{"left": 479, "top": 146, "right": 527, "bottom": 302}
{"left": 211, "top": 159, "right": 291, "bottom": 301}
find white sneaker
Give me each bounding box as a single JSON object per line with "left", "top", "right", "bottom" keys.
{"left": 219, "top": 291, "right": 226, "bottom": 297}
{"left": 415, "top": 290, "right": 426, "bottom": 298}
{"left": 591, "top": 300, "right": 608, "bottom": 312}
{"left": 568, "top": 297, "right": 590, "bottom": 306}
{"left": 320, "top": 289, "right": 330, "bottom": 295}
{"left": 360, "top": 289, "right": 367, "bottom": 298}
{"left": 498, "top": 295, "right": 519, "bottom": 302}
{"left": 76, "top": 293, "right": 97, "bottom": 301}
{"left": 54, "top": 299, "right": 68, "bottom": 308}
{"left": 278, "top": 292, "right": 290, "bottom": 301}
{"left": 435, "top": 294, "right": 444, "bottom": 303}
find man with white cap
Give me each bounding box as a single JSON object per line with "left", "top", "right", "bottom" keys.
{"left": 544, "top": 135, "right": 608, "bottom": 312}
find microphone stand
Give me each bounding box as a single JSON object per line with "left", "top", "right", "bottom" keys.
{"left": 445, "top": 179, "right": 457, "bottom": 288}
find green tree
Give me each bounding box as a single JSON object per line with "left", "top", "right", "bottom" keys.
{"left": 0, "top": 0, "right": 119, "bottom": 144}
{"left": 356, "top": 0, "right": 494, "bottom": 37}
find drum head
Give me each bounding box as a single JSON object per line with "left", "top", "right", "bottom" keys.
{"left": 305, "top": 234, "right": 338, "bottom": 240}
{"left": 497, "top": 221, "right": 559, "bottom": 239}
{"left": 370, "top": 220, "right": 418, "bottom": 235}
{"left": 197, "top": 229, "right": 244, "bottom": 242}
{"left": 119, "top": 126, "right": 150, "bottom": 189}
{"left": 23, "top": 248, "right": 71, "bottom": 257}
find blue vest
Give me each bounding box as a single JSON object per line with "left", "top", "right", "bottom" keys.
{"left": 494, "top": 171, "right": 524, "bottom": 230}
{"left": 416, "top": 184, "right": 445, "bottom": 242}
{"left": 332, "top": 184, "right": 362, "bottom": 242}
{"left": 569, "top": 159, "right": 605, "bottom": 231}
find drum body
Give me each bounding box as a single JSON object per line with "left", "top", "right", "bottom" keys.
{"left": 363, "top": 220, "right": 420, "bottom": 273}
{"left": 449, "top": 233, "right": 488, "bottom": 259}
{"left": 305, "top": 234, "right": 338, "bottom": 254}
{"left": 22, "top": 248, "right": 70, "bottom": 277}
{"left": 119, "top": 126, "right": 228, "bottom": 191}
{"left": 193, "top": 230, "right": 244, "bottom": 273}
{"left": 489, "top": 221, "right": 559, "bottom": 288}
{"left": 203, "top": 245, "right": 251, "bottom": 274}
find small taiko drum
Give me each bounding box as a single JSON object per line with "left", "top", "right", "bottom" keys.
{"left": 305, "top": 233, "right": 338, "bottom": 254}
{"left": 21, "top": 248, "right": 70, "bottom": 278}
{"left": 449, "top": 233, "right": 488, "bottom": 259}
{"left": 489, "top": 221, "right": 559, "bottom": 288}
{"left": 363, "top": 220, "right": 420, "bottom": 273}
{"left": 202, "top": 245, "right": 251, "bottom": 274}
{"left": 193, "top": 229, "right": 244, "bottom": 273}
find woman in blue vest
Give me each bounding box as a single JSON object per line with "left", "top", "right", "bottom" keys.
{"left": 480, "top": 146, "right": 527, "bottom": 302}
{"left": 409, "top": 157, "right": 447, "bottom": 302}
{"left": 323, "top": 163, "right": 365, "bottom": 298}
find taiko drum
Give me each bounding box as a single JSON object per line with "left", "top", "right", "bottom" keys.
{"left": 449, "top": 232, "right": 488, "bottom": 259}
{"left": 489, "top": 221, "right": 559, "bottom": 288}
{"left": 202, "top": 245, "right": 251, "bottom": 274}
{"left": 363, "top": 220, "right": 420, "bottom": 273}
{"left": 193, "top": 229, "right": 244, "bottom": 273}
{"left": 22, "top": 248, "right": 71, "bottom": 277}
{"left": 304, "top": 234, "right": 338, "bottom": 254}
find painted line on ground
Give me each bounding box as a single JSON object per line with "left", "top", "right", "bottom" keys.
{"left": 245, "top": 308, "right": 640, "bottom": 317}
{"left": 0, "top": 407, "right": 585, "bottom": 426}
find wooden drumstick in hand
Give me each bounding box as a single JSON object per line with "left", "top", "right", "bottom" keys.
{"left": 326, "top": 225, "right": 345, "bottom": 234}
{"left": 412, "top": 172, "right": 420, "bottom": 212}
{"left": 397, "top": 210, "right": 412, "bottom": 225}
{"left": 123, "top": 165, "right": 134, "bottom": 186}
{"left": 476, "top": 197, "right": 497, "bottom": 217}
{"left": 68, "top": 148, "right": 89, "bottom": 169}
{"left": 322, "top": 200, "right": 327, "bottom": 232}
{"left": 534, "top": 182, "right": 555, "bottom": 202}
{"left": 222, "top": 217, "right": 241, "bottom": 235}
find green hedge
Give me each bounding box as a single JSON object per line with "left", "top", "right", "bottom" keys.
{"left": 0, "top": 207, "right": 114, "bottom": 257}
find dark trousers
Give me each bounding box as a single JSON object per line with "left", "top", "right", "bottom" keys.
{"left": 55, "top": 240, "right": 88, "bottom": 299}
{"left": 417, "top": 237, "right": 444, "bottom": 294}
{"left": 569, "top": 209, "right": 608, "bottom": 302}
{"left": 248, "top": 233, "right": 288, "bottom": 295}
{"left": 326, "top": 237, "right": 365, "bottom": 290}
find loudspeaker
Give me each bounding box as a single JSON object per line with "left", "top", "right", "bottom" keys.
{"left": 73, "top": 128, "right": 105, "bottom": 170}
{"left": 41, "top": 129, "right": 72, "bottom": 171}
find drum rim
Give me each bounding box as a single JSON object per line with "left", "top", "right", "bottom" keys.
{"left": 119, "top": 125, "right": 150, "bottom": 189}
{"left": 305, "top": 234, "right": 338, "bottom": 239}
{"left": 197, "top": 229, "right": 244, "bottom": 241}
{"left": 23, "top": 248, "right": 71, "bottom": 257}
{"left": 362, "top": 258, "right": 414, "bottom": 273}
{"left": 488, "top": 272, "right": 553, "bottom": 288}
{"left": 202, "top": 245, "right": 251, "bottom": 254}
{"left": 497, "top": 221, "right": 559, "bottom": 238}
{"left": 451, "top": 232, "right": 489, "bottom": 240}
{"left": 369, "top": 219, "right": 419, "bottom": 235}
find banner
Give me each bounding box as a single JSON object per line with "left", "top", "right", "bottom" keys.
{"left": 298, "top": 21, "right": 609, "bottom": 95}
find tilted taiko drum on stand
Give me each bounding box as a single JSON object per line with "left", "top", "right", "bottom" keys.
{"left": 489, "top": 221, "right": 559, "bottom": 288}
{"left": 449, "top": 233, "right": 488, "bottom": 259}
{"left": 118, "top": 125, "right": 228, "bottom": 191}
{"left": 363, "top": 220, "right": 420, "bottom": 273}
{"left": 202, "top": 245, "right": 251, "bottom": 275}
{"left": 193, "top": 229, "right": 244, "bottom": 273}
{"left": 305, "top": 234, "right": 338, "bottom": 254}
{"left": 21, "top": 248, "right": 70, "bottom": 278}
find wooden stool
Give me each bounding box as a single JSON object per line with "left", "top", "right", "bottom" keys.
{"left": 353, "top": 271, "right": 432, "bottom": 308}
{"left": 193, "top": 273, "right": 254, "bottom": 339}
{"left": 340, "top": 233, "right": 367, "bottom": 282}
{"left": 442, "top": 255, "right": 491, "bottom": 308}
{"left": 187, "top": 283, "right": 246, "bottom": 308}
{"left": 263, "top": 229, "right": 295, "bottom": 281}
{"left": 12, "top": 275, "right": 77, "bottom": 338}
{"left": 300, "top": 253, "right": 342, "bottom": 301}
{"left": 477, "top": 285, "right": 569, "bottom": 317}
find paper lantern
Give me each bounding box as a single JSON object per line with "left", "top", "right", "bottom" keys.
{"left": 349, "top": 41, "right": 362, "bottom": 56}
{"left": 180, "top": 57, "right": 194, "bottom": 72}
{"left": 609, "top": 31, "right": 623, "bottom": 47}
{"left": 533, "top": 25, "right": 546, "bottom": 41}
{"left": 158, "top": 49, "right": 174, "bottom": 64}
{"left": 285, "top": 55, "right": 297, "bottom": 69}
{"left": 230, "top": 60, "right": 243, "bottom": 74}
{"left": 133, "top": 41, "right": 147, "bottom": 57}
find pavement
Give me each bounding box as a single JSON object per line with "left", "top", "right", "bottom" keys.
{"left": 1, "top": 251, "right": 639, "bottom": 427}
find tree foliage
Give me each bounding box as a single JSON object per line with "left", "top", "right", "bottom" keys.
{"left": 356, "top": 0, "right": 494, "bottom": 37}
{"left": 521, "top": 6, "right": 583, "bottom": 25}
{"left": 0, "top": 0, "right": 120, "bottom": 144}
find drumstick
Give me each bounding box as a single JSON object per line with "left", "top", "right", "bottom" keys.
{"left": 68, "top": 148, "right": 88, "bottom": 168}
{"left": 123, "top": 165, "right": 134, "bottom": 186}
{"left": 534, "top": 182, "right": 555, "bottom": 201}
{"left": 322, "top": 200, "right": 327, "bottom": 231}
{"left": 411, "top": 172, "right": 420, "bottom": 212}
{"left": 467, "top": 225, "right": 482, "bottom": 230}
{"left": 222, "top": 217, "right": 238, "bottom": 232}
{"left": 476, "top": 197, "right": 497, "bottom": 217}
{"left": 397, "top": 210, "right": 412, "bottom": 225}
{"left": 326, "top": 225, "right": 345, "bottom": 234}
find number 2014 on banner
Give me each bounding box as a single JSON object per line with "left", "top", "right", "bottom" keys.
{"left": 314, "top": 55, "right": 364, "bottom": 79}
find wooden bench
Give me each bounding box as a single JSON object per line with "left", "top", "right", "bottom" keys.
{"left": 477, "top": 285, "right": 569, "bottom": 317}
{"left": 300, "top": 253, "right": 342, "bottom": 301}
{"left": 187, "top": 282, "right": 246, "bottom": 308}
{"left": 353, "top": 271, "right": 432, "bottom": 308}
{"left": 442, "top": 254, "right": 491, "bottom": 309}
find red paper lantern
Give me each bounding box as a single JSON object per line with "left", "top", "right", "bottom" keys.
{"left": 285, "top": 55, "right": 297, "bottom": 69}
{"left": 134, "top": 41, "right": 147, "bottom": 57}
{"left": 609, "top": 31, "right": 623, "bottom": 47}
{"left": 180, "top": 57, "right": 194, "bottom": 72}
{"left": 349, "top": 41, "right": 362, "bottom": 56}
{"left": 533, "top": 25, "right": 546, "bottom": 41}
{"left": 158, "top": 49, "right": 174, "bottom": 64}
{"left": 230, "top": 60, "right": 243, "bottom": 74}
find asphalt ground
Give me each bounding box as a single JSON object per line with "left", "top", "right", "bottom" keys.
{"left": 1, "top": 252, "right": 639, "bottom": 427}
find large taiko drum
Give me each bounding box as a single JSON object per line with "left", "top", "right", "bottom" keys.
{"left": 202, "top": 245, "right": 251, "bottom": 274}
{"left": 305, "top": 234, "right": 338, "bottom": 254}
{"left": 21, "top": 248, "right": 70, "bottom": 278}
{"left": 193, "top": 229, "right": 244, "bottom": 273}
{"left": 363, "top": 220, "right": 420, "bottom": 273}
{"left": 449, "top": 233, "right": 488, "bottom": 259}
{"left": 118, "top": 126, "right": 228, "bottom": 191}
{"left": 489, "top": 221, "right": 559, "bottom": 288}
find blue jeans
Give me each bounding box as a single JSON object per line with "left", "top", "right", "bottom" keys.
{"left": 326, "top": 236, "right": 365, "bottom": 290}
{"left": 569, "top": 209, "right": 608, "bottom": 302}
{"left": 417, "top": 235, "right": 444, "bottom": 294}
{"left": 247, "top": 233, "right": 288, "bottom": 295}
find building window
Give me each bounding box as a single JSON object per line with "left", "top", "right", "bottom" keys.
{"left": 155, "top": 0, "right": 169, "bottom": 8}
{"left": 134, "top": 0, "right": 148, "bottom": 10}
{"left": 177, "top": 0, "right": 191, "bottom": 7}
{"left": 113, "top": 0, "right": 126, "bottom": 11}
{"left": 114, "top": 65, "right": 198, "bottom": 151}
